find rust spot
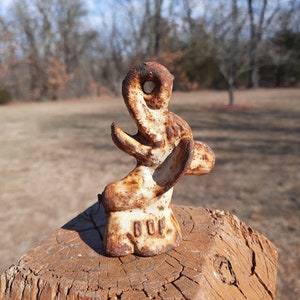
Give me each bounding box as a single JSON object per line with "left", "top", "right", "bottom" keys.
{"left": 166, "top": 126, "right": 174, "bottom": 139}
{"left": 127, "top": 179, "right": 138, "bottom": 185}
{"left": 147, "top": 220, "right": 155, "bottom": 235}
{"left": 167, "top": 229, "right": 173, "bottom": 234}
{"left": 158, "top": 218, "right": 166, "bottom": 235}
{"left": 134, "top": 221, "right": 142, "bottom": 237}
{"left": 106, "top": 240, "right": 133, "bottom": 257}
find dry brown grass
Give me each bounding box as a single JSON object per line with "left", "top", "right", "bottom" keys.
{"left": 0, "top": 89, "right": 299, "bottom": 299}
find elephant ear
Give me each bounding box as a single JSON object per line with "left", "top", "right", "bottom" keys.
{"left": 185, "top": 141, "right": 215, "bottom": 176}
{"left": 153, "top": 138, "right": 194, "bottom": 196}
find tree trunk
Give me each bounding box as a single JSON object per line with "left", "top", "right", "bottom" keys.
{"left": 228, "top": 77, "right": 235, "bottom": 106}
{"left": 0, "top": 202, "right": 278, "bottom": 299}
{"left": 247, "top": 0, "right": 269, "bottom": 88}
{"left": 248, "top": 46, "right": 260, "bottom": 88}
{"left": 248, "top": 0, "right": 258, "bottom": 88}
{"left": 248, "top": 65, "right": 260, "bottom": 88}
{"left": 153, "top": 0, "right": 163, "bottom": 56}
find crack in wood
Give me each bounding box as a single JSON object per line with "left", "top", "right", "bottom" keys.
{"left": 254, "top": 271, "right": 274, "bottom": 299}
{"left": 241, "top": 224, "right": 275, "bottom": 299}
{"left": 19, "top": 275, "right": 26, "bottom": 300}
{"left": 171, "top": 281, "right": 188, "bottom": 300}
{"left": 251, "top": 250, "right": 256, "bottom": 275}
{"left": 231, "top": 281, "right": 247, "bottom": 299}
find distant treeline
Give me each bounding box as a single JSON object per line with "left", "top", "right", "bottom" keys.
{"left": 0, "top": 0, "right": 299, "bottom": 103}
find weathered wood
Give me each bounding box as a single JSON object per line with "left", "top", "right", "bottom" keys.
{"left": 0, "top": 203, "right": 278, "bottom": 299}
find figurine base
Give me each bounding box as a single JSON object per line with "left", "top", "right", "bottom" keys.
{"left": 103, "top": 202, "right": 182, "bottom": 257}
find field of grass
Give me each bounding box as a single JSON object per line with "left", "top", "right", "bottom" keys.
{"left": 0, "top": 88, "right": 299, "bottom": 299}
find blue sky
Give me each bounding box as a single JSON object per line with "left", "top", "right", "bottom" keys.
{"left": 0, "top": 0, "right": 105, "bottom": 17}
{"left": 0, "top": 0, "right": 107, "bottom": 30}
{"left": 1, "top": 0, "right": 10, "bottom": 12}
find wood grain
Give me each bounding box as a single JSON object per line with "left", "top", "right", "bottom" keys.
{"left": 0, "top": 203, "right": 278, "bottom": 299}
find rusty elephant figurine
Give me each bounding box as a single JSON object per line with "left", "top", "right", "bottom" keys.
{"left": 100, "top": 62, "right": 215, "bottom": 257}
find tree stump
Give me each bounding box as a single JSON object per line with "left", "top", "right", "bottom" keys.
{"left": 0, "top": 203, "right": 278, "bottom": 299}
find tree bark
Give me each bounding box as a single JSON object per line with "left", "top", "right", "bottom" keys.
{"left": 247, "top": 0, "right": 279, "bottom": 88}
{"left": 248, "top": 0, "right": 259, "bottom": 88}
{"left": 0, "top": 203, "right": 278, "bottom": 299}
{"left": 228, "top": 81, "right": 234, "bottom": 106}
{"left": 153, "top": 0, "right": 164, "bottom": 56}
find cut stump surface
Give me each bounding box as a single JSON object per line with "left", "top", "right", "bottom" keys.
{"left": 0, "top": 203, "right": 278, "bottom": 299}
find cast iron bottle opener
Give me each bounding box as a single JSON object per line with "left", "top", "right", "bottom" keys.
{"left": 100, "top": 62, "right": 215, "bottom": 256}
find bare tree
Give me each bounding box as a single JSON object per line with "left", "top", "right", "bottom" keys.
{"left": 247, "top": 0, "right": 280, "bottom": 88}
{"left": 268, "top": 0, "right": 300, "bottom": 86}
{"left": 0, "top": 17, "right": 15, "bottom": 90}
{"left": 118, "top": 0, "right": 171, "bottom": 58}
{"left": 10, "top": 0, "right": 97, "bottom": 99}
{"left": 55, "top": 0, "right": 85, "bottom": 73}
{"left": 208, "top": 0, "right": 247, "bottom": 105}
{"left": 12, "top": 0, "right": 43, "bottom": 99}
{"left": 45, "top": 55, "right": 70, "bottom": 100}
{"left": 153, "top": 0, "right": 164, "bottom": 55}
{"left": 55, "top": 0, "right": 97, "bottom": 96}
